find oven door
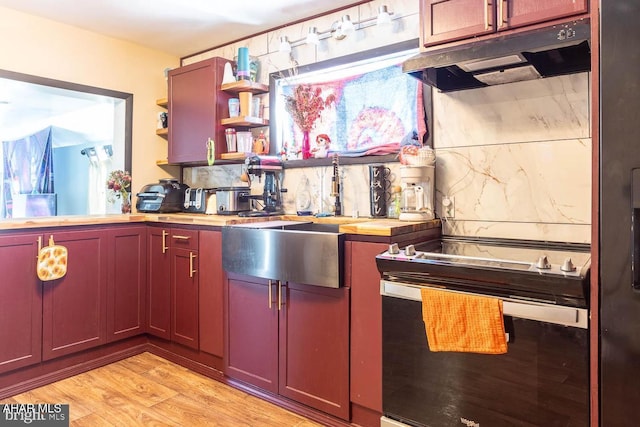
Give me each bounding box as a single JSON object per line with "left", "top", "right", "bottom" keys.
{"left": 381, "top": 280, "right": 589, "bottom": 427}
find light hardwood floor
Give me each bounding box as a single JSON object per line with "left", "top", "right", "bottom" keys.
{"left": 1, "top": 352, "right": 322, "bottom": 426}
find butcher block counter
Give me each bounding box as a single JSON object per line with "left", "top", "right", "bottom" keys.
{"left": 0, "top": 213, "right": 440, "bottom": 236}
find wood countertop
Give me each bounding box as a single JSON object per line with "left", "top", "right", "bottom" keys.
{"left": 0, "top": 213, "right": 440, "bottom": 236}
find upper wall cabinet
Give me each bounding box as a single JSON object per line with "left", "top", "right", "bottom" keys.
{"left": 421, "top": 0, "right": 588, "bottom": 47}
{"left": 168, "top": 57, "right": 232, "bottom": 164}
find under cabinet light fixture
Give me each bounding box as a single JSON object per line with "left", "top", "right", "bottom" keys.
{"left": 278, "top": 35, "right": 291, "bottom": 53}
{"left": 306, "top": 27, "right": 320, "bottom": 45}
{"left": 281, "top": 4, "right": 397, "bottom": 49}
{"left": 340, "top": 15, "right": 355, "bottom": 34}
{"left": 377, "top": 5, "right": 392, "bottom": 26}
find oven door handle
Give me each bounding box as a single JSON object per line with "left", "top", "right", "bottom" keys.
{"left": 380, "top": 280, "right": 588, "bottom": 329}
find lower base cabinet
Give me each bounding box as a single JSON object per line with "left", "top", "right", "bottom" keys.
{"left": 348, "top": 241, "right": 388, "bottom": 414}
{"left": 0, "top": 233, "right": 42, "bottom": 374}
{"left": 225, "top": 274, "right": 350, "bottom": 420}
{"left": 42, "top": 229, "right": 108, "bottom": 361}
{"left": 107, "top": 226, "right": 147, "bottom": 342}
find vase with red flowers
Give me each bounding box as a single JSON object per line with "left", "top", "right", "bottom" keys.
{"left": 106, "top": 170, "right": 132, "bottom": 213}
{"left": 284, "top": 84, "right": 335, "bottom": 159}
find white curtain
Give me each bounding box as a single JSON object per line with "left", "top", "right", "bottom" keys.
{"left": 85, "top": 145, "right": 112, "bottom": 214}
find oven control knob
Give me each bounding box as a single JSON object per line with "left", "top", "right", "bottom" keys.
{"left": 388, "top": 243, "right": 400, "bottom": 255}
{"left": 561, "top": 257, "right": 576, "bottom": 272}
{"left": 536, "top": 255, "right": 551, "bottom": 269}
{"left": 405, "top": 245, "right": 416, "bottom": 256}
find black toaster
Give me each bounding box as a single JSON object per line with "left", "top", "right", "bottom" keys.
{"left": 182, "top": 188, "right": 216, "bottom": 214}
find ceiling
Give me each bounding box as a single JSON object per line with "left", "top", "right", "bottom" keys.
{"left": 0, "top": 0, "right": 366, "bottom": 57}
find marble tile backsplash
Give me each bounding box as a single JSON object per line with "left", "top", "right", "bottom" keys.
{"left": 181, "top": 0, "right": 591, "bottom": 244}
{"left": 433, "top": 73, "right": 591, "bottom": 243}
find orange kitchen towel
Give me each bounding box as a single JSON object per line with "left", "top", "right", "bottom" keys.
{"left": 420, "top": 288, "right": 507, "bottom": 354}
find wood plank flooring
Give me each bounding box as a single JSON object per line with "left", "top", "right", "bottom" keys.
{"left": 1, "top": 352, "right": 322, "bottom": 426}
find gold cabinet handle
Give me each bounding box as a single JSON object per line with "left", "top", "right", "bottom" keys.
{"left": 484, "top": 0, "right": 492, "bottom": 30}
{"left": 268, "top": 280, "right": 273, "bottom": 309}
{"left": 189, "top": 252, "right": 197, "bottom": 278}
{"left": 498, "top": 0, "right": 505, "bottom": 28}
{"left": 36, "top": 236, "right": 42, "bottom": 258}
{"left": 173, "top": 235, "right": 191, "bottom": 240}
{"left": 162, "top": 230, "right": 169, "bottom": 254}
{"left": 278, "top": 281, "right": 283, "bottom": 311}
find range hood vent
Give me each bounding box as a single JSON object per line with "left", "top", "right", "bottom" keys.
{"left": 403, "top": 19, "right": 591, "bottom": 92}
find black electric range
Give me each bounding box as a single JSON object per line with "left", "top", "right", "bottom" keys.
{"left": 376, "top": 236, "right": 591, "bottom": 308}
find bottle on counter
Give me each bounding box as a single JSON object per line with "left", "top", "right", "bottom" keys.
{"left": 387, "top": 185, "right": 402, "bottom": 219}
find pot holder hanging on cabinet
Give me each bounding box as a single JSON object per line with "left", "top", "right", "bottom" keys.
{"left": 37, "top": 236, "right": 68, "bottom": 281}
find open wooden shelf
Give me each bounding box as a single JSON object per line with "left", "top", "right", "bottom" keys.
{"left": 156, "top": 128, "right": 168, "bottom": 138}
{"left": 221, "top": 116, "right": 269, "bottom": 127}
{"left": 156, "top": 98, "right": 168, "bottom": 108}
{"left": 221, "top": 81, "right": 269, "bottom": 94}
{"left": 220, "top": 152, "right": 250, "bottom": 160}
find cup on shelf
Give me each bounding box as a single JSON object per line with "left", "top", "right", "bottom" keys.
{"left": 252, "top": 97, "right": 262, "bottom": 118}
{"left": 228, "top": 98, "right": 240, "bottom": 117}
{"left": 237, "top": 131, "right": 253, "bottom": 153}
{"left": 239, "top": 92, "right": 253, "bottom": 117}
{"left": 225, "top": 128, "right": 237, "bottom": 152}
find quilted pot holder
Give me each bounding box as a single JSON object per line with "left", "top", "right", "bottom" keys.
{"left": 37, "top": 236, "right": 68, "bottom": 281}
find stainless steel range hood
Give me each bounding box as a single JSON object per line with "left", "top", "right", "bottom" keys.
{"left": 403, "top": 19, "right": 591, "bottom": 92}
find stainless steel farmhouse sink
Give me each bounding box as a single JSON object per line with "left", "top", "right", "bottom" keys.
{"left": 222, "top": 221, "right": 344, "bottom": 288}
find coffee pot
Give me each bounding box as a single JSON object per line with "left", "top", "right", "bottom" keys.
{"left": 399, "top": 165, "right": 434, "bottom": 221}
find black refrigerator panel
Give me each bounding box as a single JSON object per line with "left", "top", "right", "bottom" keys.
{"left": 600, "top": 2, "right": 640, "bottom": 426}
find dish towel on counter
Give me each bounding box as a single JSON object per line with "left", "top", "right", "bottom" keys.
{"left": 420, "top": 287, "right": 507, "bottom": 354}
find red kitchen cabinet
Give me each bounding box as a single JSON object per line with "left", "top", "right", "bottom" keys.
{"left": 198, "top": 230, "right": 224, "bottom": 357}
{"left": 147, "top": 226, "right": 171, "bottom": 339}
{"left": 225, "top": 275, "right": 278, "bottom": 392}
{"left": 42, "top": 229, "right": 108, "bottom": 361}
{"left": 348, "top": 241, "right": 388, "bottom": 415}
{"left": 147, "top": 225, "right": 200, "bottom": 350}
{"left": 170, "top": 228, "right": 199, "bottom": 349}
{"left": 279, "top": 282, "right": 349, "bottom": 420}
{"left": 106, "top": 226, "right": 147, "bottom": 342}
{"left": 421, "top": 0, "right": 588, "bottom": 47}
{"left": 225, "top": 274, "right": 349, "bottom": 420}
{"left": 0, "top": 233, "right": 42, "bottom": 374}
{"left": 168, "top": 57, "right": 231, "bottom": 164}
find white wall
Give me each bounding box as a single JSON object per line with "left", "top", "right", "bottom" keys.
{"left": 0, "top": 6, "right": 181, "bottom": 199}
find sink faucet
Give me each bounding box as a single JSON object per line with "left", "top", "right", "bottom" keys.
{"left": 331, "top": 154, "right": 342, "bottom": 216}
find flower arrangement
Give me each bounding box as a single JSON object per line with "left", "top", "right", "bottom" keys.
{"left": 106, "top": 170, "right": 132, "bottom": 204}
{"left": 284, "top": 84, "right": 336, "bottom": 132}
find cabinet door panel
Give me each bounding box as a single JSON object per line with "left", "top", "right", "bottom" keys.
{"left": 148, "top": 227, "right": 171, "bottom": 339}
{"left": 423, "top": 0, "right": 494, "bottom": 46}
{"left": 168, "top": 58, "right": 230, "bottom": 164}
{"left": 0, "top": 234, "right": 42, "bottom": 374}
{"left": 199, "top": 230, "right": 223, "bottom": 357}
{"left": 42, "top": 230, "right": 107, "bottom": 361}
{"left": 279, "top": 282, "right": 350, "bottom": 420}
{"left": 225, "top": 275, "right": 278, "bottom": 393}
{"left": 171, "top": 247, "right": 199, "bottom": 349}
{"left": 107, "top": 226, "right": 147, "bottom": 342}
{"left": 349, "top": 241, "right": 388, "bottom": 413}
{"left": 506, "top": 0, "right": 588, "bottom": 29}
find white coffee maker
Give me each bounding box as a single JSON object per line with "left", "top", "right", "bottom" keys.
{"left": 399, "top": 165, "right": 435, "bottom": 221}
